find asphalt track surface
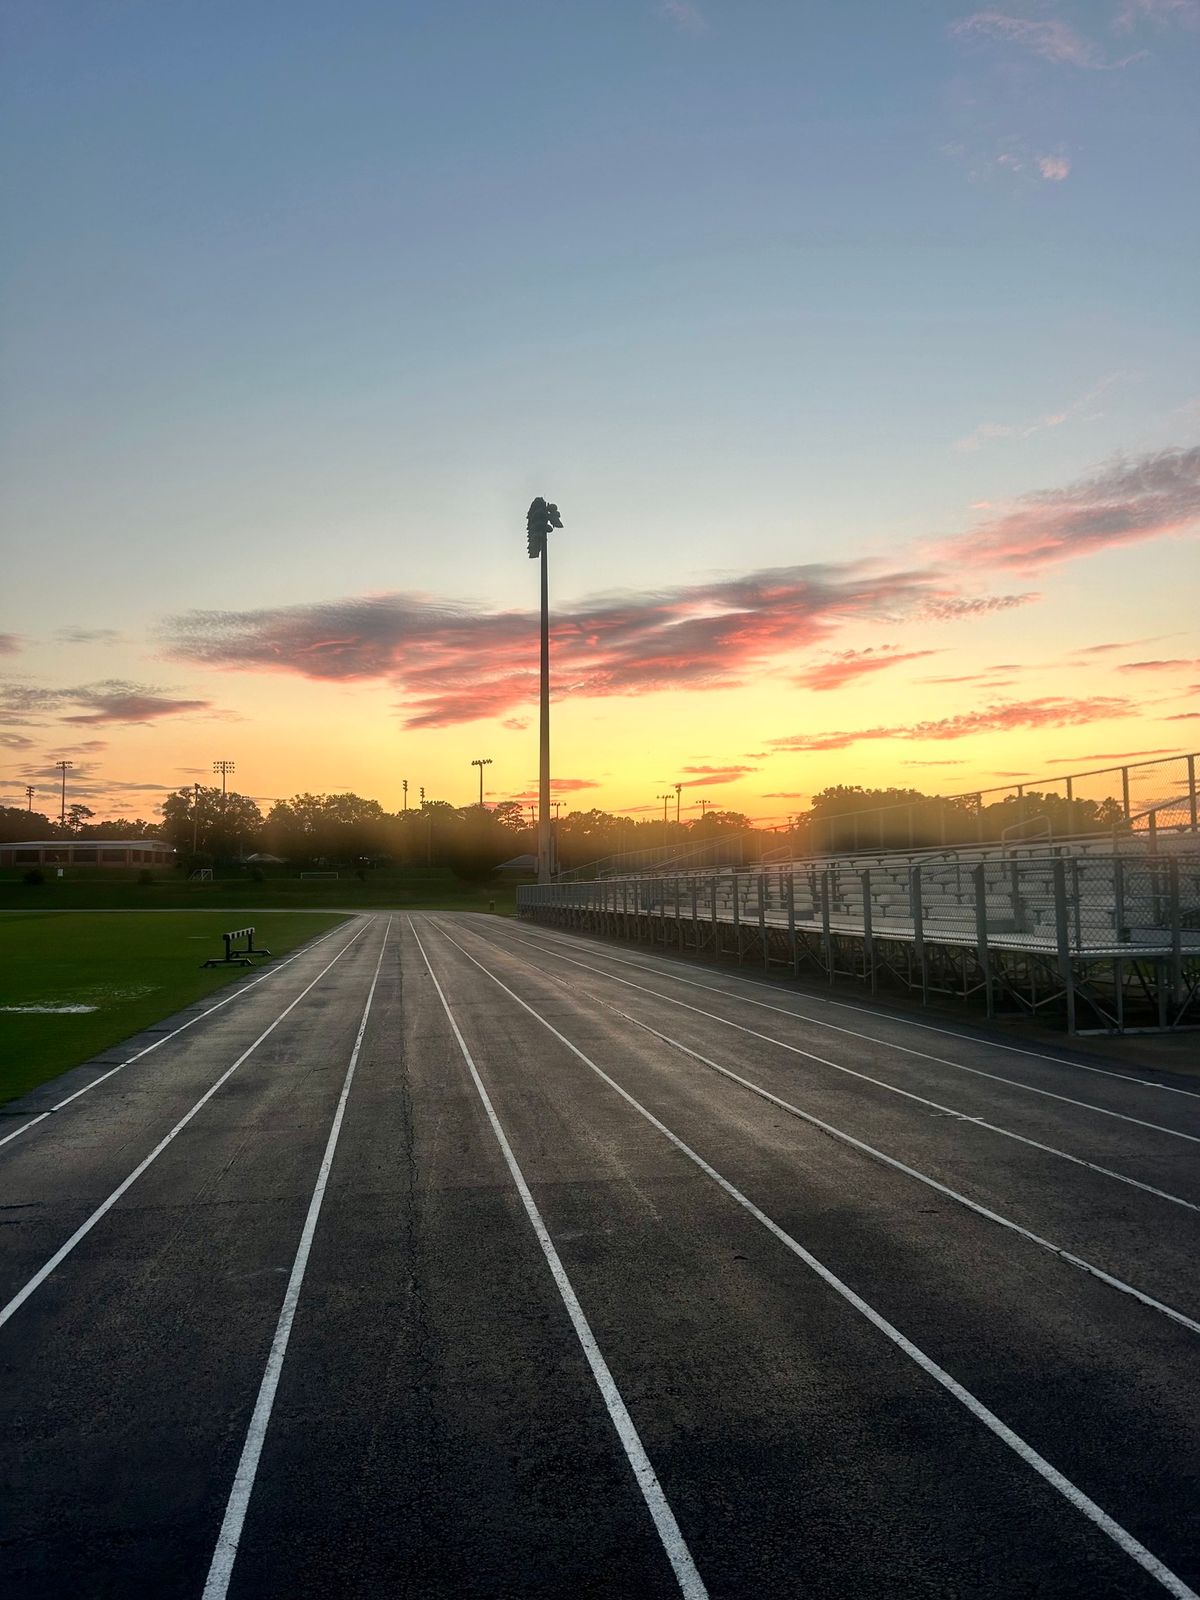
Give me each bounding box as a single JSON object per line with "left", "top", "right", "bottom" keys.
{"left": 2, "top": 912, "right": 1198, "bottom": 1599}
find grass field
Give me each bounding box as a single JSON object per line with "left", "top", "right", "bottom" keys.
{"left": 0, "top": 911, "right": 346, "bottom": 1105}
{"left": 0, "top": 868, "right": 518, "bottom": 915}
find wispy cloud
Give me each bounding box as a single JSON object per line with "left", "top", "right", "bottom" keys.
{"left": 660, "top": 0, "right": 708, "bottom": 32}
{"left": 955, "top": 375, "right": 1118, "bottom": 453}
{"left": 1113, "top": 0, "right": 1200, "bottom": 32}
{"left": 1037, "top": 154, "right": 1071, "bottom": 181}
{"left": 1117, "top": 657, "right": 1200, "bottom": 672}
{"left": 1045, "top": 747, "right": 1180, "bottom": 761}
{"left": 0, "top": 679, "right": 217, "bottom": 728}
{"left": 162, "top": 562, "right": 1024, "bottom": 730}
{"left": 951, "top": 11, "right": 1143, "bottom": 68}
{"left": 794, "top": 646, "right": 940, "bottom": 692}
{"left": 0, "top": 635, "right": 21, "bottom": 656}
{"left": 678, "top": 763, "right": 757, "bottom": 786}
{"left": 939, "top": 445, "right": 1200, "bottom": 570}
{"left": 768, "top": 695, "right": 1135, "bottom": 753}
{"left": 53, "top": 627, "right": 123, "bottom": 645}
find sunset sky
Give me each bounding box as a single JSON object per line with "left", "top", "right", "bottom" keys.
{"left": 1, "top": 2, "right": 1197, "bottom": 826}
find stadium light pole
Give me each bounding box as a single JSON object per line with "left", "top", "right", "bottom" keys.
{"left": 658, "top": 792, "right": 673, "bottom": 827}
{"left": 471, "top": 757, "right": 493, "bottom": 808}
{"left": 696, "top": 798, "right": 712, "bottom": 819}
{"left": 54, "top": 760, "right": 73, "bottom": 827}
{"left": 25, "top": 785, "right": 35, "bottom": 812}
{"left": 527, "top": 496, "right": 563, "bottom": 884}
{"left": 674, "top": 781, "right": 682, "bottom": 824}
{"left": 213, "top": 759, "right": 235, "bottom": 797}
{"left": 402, "top": 778, "right": 408, "bottom": 812}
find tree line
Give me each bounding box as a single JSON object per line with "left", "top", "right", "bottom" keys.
{"left": 1, "top": 778, "right": 1130, "bottom": 875}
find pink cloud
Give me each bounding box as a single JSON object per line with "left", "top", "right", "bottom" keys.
{"left": 1036, "top": 155, "right": 1071, "bottom": 182}
{"left": 164, "top": 561, "right": 1018, "bottom": 730}
{"left": 939, "top": 446, "right": 1200, "bottom": 571}
{"left": 1046, "top": 748, "right": 1180, "bottom": 762}
{"left": 1117, "top": 658, "right": 1200, "bottom": 672}
{"left": 794, "top": 646, "right": 940, "bottom": 692}
{"left": 769, "top": 695, "right": 1136, "bottom": 753}
{"left": 951, "top": 11, "right": 1143, "bottom": 68}
{"left": 0, "top": 635, "right": 21, "bottom": 655}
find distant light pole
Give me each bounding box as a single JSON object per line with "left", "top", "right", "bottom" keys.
{"left": 527, "top": 495, "right": 564, "bottom": 885}
{"left": 658, "top": 792, "right": 674, "bottom": 826}
{"left": 25, "top": 785, "right": 35, "bottom": 812}
{"left": 674, "top": 782, "right": 683, "bottom": 824}
{"left": 696, "top": 798, "right": 712, "bottom": 820}
{"left": 192, "top": 781, "right": 201, "bottom": 854}
{"left": 54, "top": 761, "right": 73, "bottom": 827}
{"left": 471, "top": 757, "right": 493, "bottom": 808}
{"left": 402, "top": 778, "right": 409, "bottom": 811}
{"left": 213, "top": 759, "right": 235, "bottom": 797}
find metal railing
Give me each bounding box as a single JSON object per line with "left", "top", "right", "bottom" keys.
{"left": 555, "top": 750, "right": 1198, "bottom": 882}
{"left": 519, "top": 848, "right": 1200, "bottom": 1032}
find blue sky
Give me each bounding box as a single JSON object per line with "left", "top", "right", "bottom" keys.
{"left": 1, "top": 1, "right": 1197, "bottom": 818}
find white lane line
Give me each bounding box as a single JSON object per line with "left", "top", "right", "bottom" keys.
{"left": 583, "top": 991, "right": 1200, "bottom": 1338}
{"left": 468, "top": 924, "right": 1200, "bottom": 1215}
{"left": 0, "top": 919, "right": 374, "bottom": 1333}
{"left": 202, "top": 918, "right": 392, "bottom": 1600}
{"left": 509, "top": 919, "right": 1200, "bottom": 1105}
{"left": 410, "top": 918, "right": 709, "bottom": 1600}
{"left": 431, "top": 921, "right": 1199, "bottom": 1600}
{"left": 0, "top": 919, "right": 355, "bottom": 1152}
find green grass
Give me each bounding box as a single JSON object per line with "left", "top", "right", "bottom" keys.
{"left": 0, "top": 868, "right": 518, "bottom": 915}
{"left": 0, "top": 911, "right": 346, "bottom": 1105}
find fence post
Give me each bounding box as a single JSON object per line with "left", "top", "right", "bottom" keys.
{"left": 787, "top": 869, "right": 798, "bottom": 977}
{"left": 861, "top": 867, "right": 876, "bottom": 995}
{"left": 911, "top": 863, "right": 928, "bottom": 1005}
{"left": 732, "top": 872, "right": 742, "bottom": 962}
{"left": 758, "top": 871, "right": 768, "bottom": 970}
{"left": 691, "top": 877, "right": 698, "bottom": 950}
{"left": 711, "top": 873, "right": 719, "bottom": 956}
{"left": 973, "top": 863, "right": 992, "bottom": 1019}
{"left": 1052, "top": 858, "right": 1077, "bottom": 1034}
{"left": 1189, "top": 755, "right": 1198, "bottom": 833}
{"left": 821, "top": 870, "right": 834, "bottom": 983}
{"left": 1168, "top": 859, "right": 1182, "bottom": 1015}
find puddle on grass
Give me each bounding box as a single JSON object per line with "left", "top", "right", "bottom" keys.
{"left": 0, "top": 1003, "right": 99, "bottom": 1014}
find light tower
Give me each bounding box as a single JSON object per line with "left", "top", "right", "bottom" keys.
{"left": 658, "top": 792, "right": 674, "bottom": 826}
{"left": 471, "top": 757, "right": 493, "bottom": 808}
{"left": 54, "top": 760, "right": 73, "bottom": 827}
{"left": 212, "top": 759, "right": 235, "bottom": 796}
{"left": 674, "top": 781, "right": 683, "bottom": 824}
{"left": 527, "top": 495, "right": 564, "bottom": 884}
{"left": 24, "top": 785, "right": 35, "bottom": 812}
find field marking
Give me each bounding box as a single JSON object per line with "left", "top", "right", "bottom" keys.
{"left": 0, "top": 919, "right": 374, "bottom": 1333}
{"left": 507, "top": 919, "right": 1200, "bottom": 1103}
{"left": 202, "top": 918, "right": 391, "bottom": 1600}
{"left": 570, "top": 984, "right": 1200, "bottom": 1338}
{"left": 468, "top": 923, "right": 1200, "bottom": 1214}
{"left": 0, "top": 919, "right": 354, "bottom": 1151}
{"left": 410, "top": 919, "right": 709, "bottom": 1600}
{"left": 428, "top": 920, "right": 1199, "bottom": 1600}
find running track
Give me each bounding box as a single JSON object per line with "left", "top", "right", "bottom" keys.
{"left": 2, "top": 912, "right": 1198, "bottom": 1598}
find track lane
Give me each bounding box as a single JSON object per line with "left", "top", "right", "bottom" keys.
{"left": 0, "top": 917, "right": 393, "bottom": 1598}
{"left": 0, "top": 918, "right": 355, "bottom": 1151}
{"left": 461, "top": 917, "right": 1200, "bottom": 1326}
{"left": 424, "top": 914, "right": 1200, "bottom": 1598}
{"left": 506, "top": 918, "right": 1200, "bottom": 1130}
{"left": 204, "top": 916, "right": 701, "bottom": 1600}
{"left": 482, "top": 918, "right": 1200, "bottom": 1208}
